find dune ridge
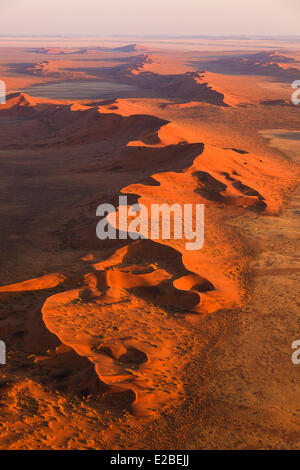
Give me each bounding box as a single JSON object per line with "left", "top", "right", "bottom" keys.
{"left": 0, "top": 91, "right": 297, "bottom": 422}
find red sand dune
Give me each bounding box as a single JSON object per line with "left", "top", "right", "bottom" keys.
{"left": 0, "top": 41, "right": 299, "bottom": 449}
{"left": 0, "top": 91, "right": 297, "bottom": 423}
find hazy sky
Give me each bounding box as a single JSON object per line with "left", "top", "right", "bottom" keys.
{"left": 1, "top": 0, "right": 299, "bottom": 37}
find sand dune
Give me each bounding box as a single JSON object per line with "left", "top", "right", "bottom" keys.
{"left": 0, "top": 91, "right": 297, "bottom": 425}
{"left": 0, "top": 41, "right": 299, "bottom": 449}
{"left": 25, "top": 44, "right": 147, "bottom": 55}
{"left": 192, "top": 51, "right": 300, "bottom": 82}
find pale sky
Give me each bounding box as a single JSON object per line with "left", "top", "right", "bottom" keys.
{"left": 1, "top": 0, "right": 299, "bottom": 37}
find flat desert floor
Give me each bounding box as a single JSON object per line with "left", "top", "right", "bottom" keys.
{"left": 0, "top": 37, "right": 299, "bottom": 449}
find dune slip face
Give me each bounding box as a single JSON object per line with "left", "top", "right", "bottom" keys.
{"left": 0, "top": 40, "right": 299, "bottom": 449}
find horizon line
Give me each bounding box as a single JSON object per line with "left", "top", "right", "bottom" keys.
{"left": 1, "top": 34, "right": 300, "bottom": 40}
